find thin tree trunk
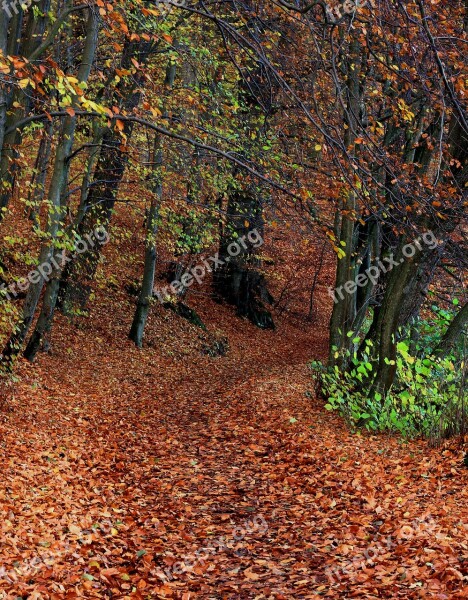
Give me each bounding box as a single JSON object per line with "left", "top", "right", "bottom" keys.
{"left": 76, "top": 122, "right": 104, "bottom": 226}
{"left": 129, "top": 59, "right": 175, "bottom": 346}
{"left": 328, "top": 39, "right": 362, "bottom": 365}
{"left": 0, "top": 0, "right": 53, "bottom": 219}
{"left": 60, "top": 39, "right": 154, "bottom": 314}
{"left": 26, "top": 121, "right": 53, "bottom": 225}
{"left": 129, "top": 134, "right": 163, "bottom": 347}
{"left": 1, "top": 8, "right": 99, "bottom": 366}
{"left": 0, "top": 9, "right": 10, "bottom": 163}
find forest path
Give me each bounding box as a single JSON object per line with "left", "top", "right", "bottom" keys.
{"left": 0, "top": 307, "right": 466, "bottom": 599}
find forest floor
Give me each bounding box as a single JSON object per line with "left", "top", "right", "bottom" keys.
{"left": 0, "top": 283, "right": 467, "bottom": 599}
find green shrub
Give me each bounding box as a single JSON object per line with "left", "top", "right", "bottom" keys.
{"left": 311, "top": 337, "right": 462, "bottom": 438}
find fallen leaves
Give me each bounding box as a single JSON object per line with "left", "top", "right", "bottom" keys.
{"left": 0, "top": 241, "right": 466, "bottom": 598}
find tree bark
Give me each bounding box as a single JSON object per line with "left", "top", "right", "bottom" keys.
{"left": 213, "top": 188, "right": 274, "bottom": 329}
{"left": 0, "top": 8, "right": 99, "bottom": 366}
{"left": 129, "top": 134, "right": 162, "bottom": 347}
{"left": 435, "top": 302, "right": 468, "bottom": 359}
{"left": 0, "top": 8, "right": 11, "bottom": 188}
{"left": 328, "top": 39, "right": 363, "bottom": 365}
{"left": 0, "top": 0, "right": 62, "bottom": 220}
{"left": 26, "top": 120, "right": 53, "bottom": 225}
{"left": 60, "top": 39, "right": 154, "bottom": 314}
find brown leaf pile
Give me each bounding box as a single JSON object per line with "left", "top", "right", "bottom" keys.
{"left": 0, "top": 223, "right": 466, "bottom": 599}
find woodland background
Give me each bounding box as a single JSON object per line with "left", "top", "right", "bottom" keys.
{"left": 0, "top": 0, "right": 467, "bottom": 598}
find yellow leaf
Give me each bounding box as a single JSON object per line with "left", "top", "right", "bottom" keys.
{"left": 243, "top": 567, "right": 260, "bottom": 580}
{"left": 69, "top": 524, "right": 81, "bottom": 535}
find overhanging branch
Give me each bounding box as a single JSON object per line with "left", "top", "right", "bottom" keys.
{"left": 8, "top": 109, "right": 321, "bottom": 218}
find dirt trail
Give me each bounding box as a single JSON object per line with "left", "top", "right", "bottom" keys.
{"left": 0, "top": 302, "right": 466, "bottom": 599}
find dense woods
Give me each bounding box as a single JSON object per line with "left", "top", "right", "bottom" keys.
{"left": 0, "top": 0, "right": 466, "bottom": 597}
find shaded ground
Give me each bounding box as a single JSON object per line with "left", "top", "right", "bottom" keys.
{"left": 0, "top": 291, "right": 467, "bottom": 599}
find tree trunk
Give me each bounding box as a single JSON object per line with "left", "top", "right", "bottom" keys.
{"left": 328, "top": 39, "right": 362, "bottom": 365}
{"left": 23, "top": 274, "right": 61, "bottom": 361}
{"left": 0, "top": 0, "right": 56, "bottom": 220}
{"left": 26, "top": 120, "right": 53, "bottom": 225}
{"left": 76, "top": 122, "right": 104, "bottom": 226}
{"left": 435, "top": 302, "right": 468, "bottom": 358}
{"left": 129, "top": 134, "right": 162, "bottom": 347}
{"left": 0, "top": 9, "right": 10, "bottom": 163}
{"left": 60, "top": 39, "right": 153, "bottom": 314}
{"left": 1, "top": 8, "right": 99, "bottom": 366}
{"left": 213, "top": 188, "right": 274, "bottom": 329}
